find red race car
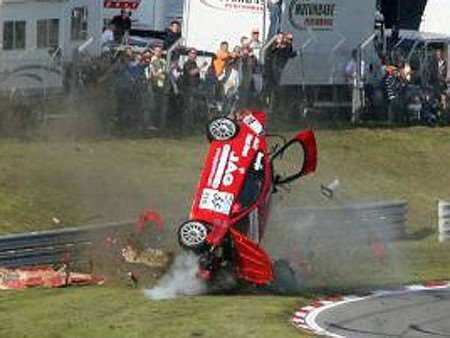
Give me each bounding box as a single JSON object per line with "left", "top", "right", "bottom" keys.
{"left": 177, "top": 110, "right": 317, "bottom": 286}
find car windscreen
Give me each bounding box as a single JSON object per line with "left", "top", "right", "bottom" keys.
{"left": 238, "top": 152, "right": 265, "bottom": 209}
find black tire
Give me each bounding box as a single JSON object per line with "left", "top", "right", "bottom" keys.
{"left": 206, "top": 117, "right": 239, "bottom": 142}
{"left": 177, "top": 220, "right": 209, "bottom": 252}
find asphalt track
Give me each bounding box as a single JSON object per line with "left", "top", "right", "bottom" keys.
{"left": 314, "top": 289, "right": 450, "bottom": 338}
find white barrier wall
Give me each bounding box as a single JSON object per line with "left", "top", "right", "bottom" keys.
{"left": 438, "top": 200, "right": 450, "bottom": 242}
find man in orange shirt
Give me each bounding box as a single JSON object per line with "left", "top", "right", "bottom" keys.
{"left": 214, "top": 41, "right": 231, "bottom": 80}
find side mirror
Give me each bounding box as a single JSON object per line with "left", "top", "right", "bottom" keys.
{"left": 270, "top": 130, "right": 317, "bottom": 186}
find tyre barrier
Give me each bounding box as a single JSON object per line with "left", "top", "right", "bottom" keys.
{"left": 273, "top": 200, "right": 408, "bottom": 242}
{"left": 0, "top": 221, "right": 135, "bottom": 268}
{"left": 438, "top": 200, "right": 450, "bottom": 242}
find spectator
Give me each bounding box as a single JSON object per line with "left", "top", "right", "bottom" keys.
{"left": 345, "top": 49, "right": 366, "bottom": 121}
{"left": 345, "top": 49, "right": 358, "bottom": 84}
{"left": 123, "top": 11, "right": 132, "bottom": 38}
{"left": 149, "top": 45, "right": 168, "bottom": 129}
{"left": 262, "top": 34, "right": 284, "bottom": 101}
{"left": 113, "top": 53, "right": 135, "bottom": 129}
{"left": 141, "top": 49, "right": 154, "bottom": 129}
{"left": 249, "top": 29, "right": 264, "bottom": 100}
{"left": 268, "top": 0, "right": 282, "bottom": 39}
{"left": 239, "top": 47, "right": 258, "bottom": 108}
{"left": 437, "top": 49, "right": 448, "bottom": 109}
{"left": 268, "top": 33, "right": 297, "bottom": 116}
{"left": 168, "top": 57, "right": 182, "bottom": 95}
{"left": 214, "top": 41, "right": 231, "bottom": 80}
{"left": 430, "top": 49, "right": 448, "bottom": 109}
{"left": 232, "top": 45, "right": 242, "bottom": 59}
{"left": 205, "top": 56, "right": 219, "bottom": 99}
{"left": 111, "top": 10, "right": 131, "bottom": 43}
{"left": 271, "top": 33, "right": 297, "bottom": 88}
{"left": 398, "top": 59, "right": 411, "bottom": 83}
{"left": 437, "top": 49, "right": 448, "bottom": 85}
{"left": 101, "top": 24, "right": 115, "bottom": 47}
{"left": 182, "top": 48, "right": 201, "bottom": 131}
{"left": 383, "top": 64, "right": 403, "bottom": 123}
{"left": 249, "top": 28, "right": 262, "bottom": 61}
{"left": 164, "top": 21, "right": 182, "bottom": 50}
{"left": 167, "top": 57, "right": 184, "bottom": 132}
{"left": 388, "top": 24, "right": 400, "bottom": 52}
{"left": 240, "top": 36, "right": 250, "bottom": 49}
{"left": 141, "top": 49, "right": 153, "bottom": 65}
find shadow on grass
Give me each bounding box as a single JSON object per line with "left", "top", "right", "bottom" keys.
{"left": 401, "top": 227, "right": 435, "bottom": 241}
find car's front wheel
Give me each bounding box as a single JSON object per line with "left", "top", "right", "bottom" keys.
{"left": 177, "top": 220, "right": 209, "bottom": 252}
{"left": 207, "top": 117, "right": 238, "bottom": 142}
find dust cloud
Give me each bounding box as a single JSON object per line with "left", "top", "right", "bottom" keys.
{"left": 145, "top": 252, "right": 207, "bottom": 300}
{"left": 264, "top": 181, "right": 412, "bottom": 292}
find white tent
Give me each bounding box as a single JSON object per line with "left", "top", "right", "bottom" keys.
{"left": 420, "top": 0, "right": 450, "bottom": 35}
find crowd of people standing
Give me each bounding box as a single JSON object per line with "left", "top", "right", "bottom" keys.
{"left": 101, "top": 16, "right": 298, "bottom": 134}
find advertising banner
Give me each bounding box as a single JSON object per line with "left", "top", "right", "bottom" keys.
{"left": 183, "top": 0, "right": 269, "bottom": 53}
{"left": 104, "top": 0, "right": 141, "bottom": 10}
{"left": 281, "top": 0, "right": 377, "bottom": 85}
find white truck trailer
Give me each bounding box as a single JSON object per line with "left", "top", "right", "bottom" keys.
{"left": 420, "top": 0, "right": 450, "bottom": 35}
{"left": 280, "top": 0, "right": 378, "bottom": 86}
{"left": 0, "top": 0, "right": 103, "bottom": 96}
{"left": 182, "top": 0, "right": 269, "bottom": 53}
{"left": 103, "top": 0, "right": 183, "bottom": 34}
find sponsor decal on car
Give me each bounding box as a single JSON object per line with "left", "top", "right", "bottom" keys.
{"left": 199, "top": 188, "right": 234, "bottom": 215}
{"left": 243, "top": 114, "right": 264, "bottom": 135}
{"left": 209, "top": 145, "right": 242, "bottom": 189}
{"left": 254, "top": 152, "right": 264, "bottom": 171}
{"left": 242, "top": 134, "right": 254, "bottom": 158}
{"left": 242, "top": 134, "right": 261, "bottom": 157}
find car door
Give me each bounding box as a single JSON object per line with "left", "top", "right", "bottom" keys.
{"left": 270, "top": 129, "right": 317, "bottom": 186}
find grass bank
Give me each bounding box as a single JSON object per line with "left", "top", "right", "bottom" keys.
{"left": 1, "top": 126, "right": 450, "bottom": 337}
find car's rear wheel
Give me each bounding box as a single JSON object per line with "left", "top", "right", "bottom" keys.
{"left": 207, "top": 117, "right": 238, "bottom": 142}
{"left": 177, "top": 220, "right": 209, "bottom": 251}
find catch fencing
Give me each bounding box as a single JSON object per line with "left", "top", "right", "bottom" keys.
{"left": 0, "top": 221, "right": 134, "bottom": 268}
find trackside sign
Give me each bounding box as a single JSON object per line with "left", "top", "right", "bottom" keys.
{"left": 288, "top": 0, "right": 336, "bottom": 31}
{"left": 200, "top": 0, "right": 264, "bottom": 12}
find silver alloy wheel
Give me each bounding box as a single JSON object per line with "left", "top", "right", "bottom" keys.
{"left": 208, "top": 118, "right": 237, "bottom": 141}
{"left": 179, "top": 221, "right": 208, "bottom": 248}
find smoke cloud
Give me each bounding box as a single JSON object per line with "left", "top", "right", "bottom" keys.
{"left": 144, "top": 252, "right": 206, "bottom": 300}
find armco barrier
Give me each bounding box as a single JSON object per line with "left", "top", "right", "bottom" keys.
{"left": 0, "top": 221, "right": 134, "bottom": 268}
{"left": 273, "top": 200, "right": 408, "bottom": 242}
{"left": 438, "top": 200, "right": 450, "bottom": 242}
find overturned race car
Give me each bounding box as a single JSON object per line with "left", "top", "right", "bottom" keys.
{"left": 177, "top": 110, "right": 317, "bottom": 286}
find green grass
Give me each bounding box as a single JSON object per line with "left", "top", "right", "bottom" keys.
{"left": 0, "top": 287, "right": 309, "bottom": 338}
{"left": 2, "top": 127, "right": 450, "bottom": 337}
